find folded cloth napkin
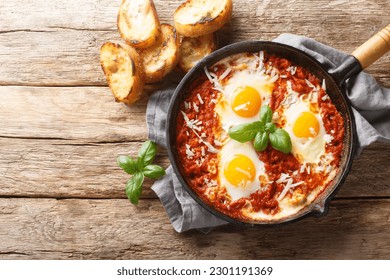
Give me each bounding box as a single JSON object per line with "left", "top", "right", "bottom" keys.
{"left": 146, "top": 34, "right": 390, "bottom": 233}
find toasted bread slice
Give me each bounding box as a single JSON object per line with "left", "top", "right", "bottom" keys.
{"left": 178, "top": 33, "right": 217, "bottom": 72}
{"left": 139, "top": 24, "right": 181, "bottom": 83}
{"left": 117, "top": 0, "right": 161, "bottom": 49}
{"left": 100, "top": 42, "right": 143, "bottom": 105}
{"left": 174, "top": 0, "right": 232, "bottom": 37}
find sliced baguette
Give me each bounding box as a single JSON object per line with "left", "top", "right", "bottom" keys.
{"left": 178, "top": 33, "right": 217, "bottom": 72}
{"left": 100, "top": 42, "right": 143, "bottom": 105}
{"left": 117, "top": 0, "right": 161, "bottom": 49}
{"left": 139, "top": 24, "right": 181, "bottom": 83}
{"left": 174, "top": 0, "right": 232, "bottom": 37}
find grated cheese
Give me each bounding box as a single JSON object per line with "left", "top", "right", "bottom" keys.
{"left": 276, "top": 173, "right": 290, "bottom": 184}
{"left": 233, "top": 103, "right": 248, "bottom": 111}
{"left": 287, "top": 66, "right": 297, "bottom": 75}
{"left": 203, "top": 140, "right": 218, "bottom": 154}
{"left": 214, "top": 139, "right": 223, "bottom": 146}
{"left": 235, "top": 167, "right": 251, "bottom": 178}
{"left": 322, "top": 79, "right": 327, "bottom": 91}
{"left": 185, "top": 144, "right": 195, "bottom": 159}
{"left": 193, "top": 103, "right": 199, "bottom": 112}
{"left": 324, "top": 134, "right": 334, "bottom": 143}
{"left": 197, "top": 94, "right": 204, "bottom": 104}
{"left": 219, "top": 67, "right": 232, "bottom": 80}
{"left": 277, "top": 179, "right": 304, "bottom": 201}
{"left": 305, "top": 79, "right": 315, "bottom": 88}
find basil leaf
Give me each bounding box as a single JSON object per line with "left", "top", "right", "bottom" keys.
{"left": 137, "top": 140, "right": 157, "bottom": 167}
{"left": 269, "top": 128, "right": 292, "bottom": 154}
{"left": 260, "top": 105, "right": 273, "bottom": 124}
{"left": 125, "top": 172, "right": 145, "bottom": 205}
{"left": 253, "top": 131, "right": 269, "bottom": 152}
{"left": 265, "top": 123, "right": 276, "bottom": 133}
{"left": 228, "top": 121, "right": 264, "bottom": 143}
{"left": 117, "top": 155, "right": 138, "bottom": 174}
{"left": 143, "top": 165, "right": 166, "bottom": 179}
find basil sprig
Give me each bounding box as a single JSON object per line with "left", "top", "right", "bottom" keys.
{"left": 118, "top": 140, "right": 166, "bottom": 204}
{"left": 228, "top": 105, "right": 292, "bottom": 154}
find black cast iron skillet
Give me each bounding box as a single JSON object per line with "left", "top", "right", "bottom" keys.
{"left": 167, "top": 25, "right": 390, "bottom": 226}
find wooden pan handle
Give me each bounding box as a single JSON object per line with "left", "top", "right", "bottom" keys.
{"left": 352, "top": 24, "right": 390, "bottom": 69}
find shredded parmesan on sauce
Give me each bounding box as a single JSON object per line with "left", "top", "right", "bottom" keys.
{"left": 181, "top": 111, "right": 219, "bottom": 154}
{"left": 322, "top": 79, "right": 327, "bottom": 91}
{"left": 277, "top": 178, "right": 304, "bottom": 201}
{"left": 324, "top": 134, "right": 334, "bottom": 143}
{"left": 219, "top": 68, "right": 231, "bottom": 80}
{"left": 287, "top": 66, "right": 297, "bottom": 75}
{"left": 193, "top": 103, "right": 199, "bottom": 112}
{"left": 197, "top": 93, "right": 204, "bottom": 104}
{"left": 305, "top": 79, "right": 315, "bottom": 88}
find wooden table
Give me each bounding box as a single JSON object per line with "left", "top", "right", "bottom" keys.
{"left": 1, "top": 0, "right": 389, "bottom": 260}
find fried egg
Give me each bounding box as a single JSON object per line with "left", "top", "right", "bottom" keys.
{"left": 218, "top": 140, "right": 268, "bottom": 201}
{"left": 282, "top": 88, "right": 327, "bottom": 164}
{"left": 216, "top": 68, "right": 275, "bottom": 131}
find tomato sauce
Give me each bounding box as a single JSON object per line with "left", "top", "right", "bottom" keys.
{"left": 175, "top": 52, "right": 345, "bottom": 222}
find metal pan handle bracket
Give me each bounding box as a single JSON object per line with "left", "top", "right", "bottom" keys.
{"left": 352, "top": 24, "right": 390, "bottom": 69}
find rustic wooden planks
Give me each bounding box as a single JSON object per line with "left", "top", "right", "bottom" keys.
{"left": 0, "top": 0, "right": 390, "bottom": 260}
{"left": 1, "top": 198, "right": 390, "bottom": 259}
{"left": 0, "top": 137, "right": 388, "bottom": 199}
{"left": 0, "top": 86, "right": 149, "bottom": 141}
{"left": 1, "top": 0, "right": 389, "bottom": 86}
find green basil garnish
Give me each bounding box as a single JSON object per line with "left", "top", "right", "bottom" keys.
{"left": 143, "top": 164, "right": 166, "bottom": 179}
{"left": 260, "top": 104, "right": 273, "bottom": 124}
{"left": 228, "top": 121, "right": 264, "bottom": 143}
{"left": 125, "top": 172, "right": 144, "bottom": 205}
{"left": 269, "top": 128, "right": 292, "bottom": 154}
{"left": 228, "top": 105, "right": 292, "bottom": 154}
{"left": 137, "top": 140, "right": 157, "bottom": 167}
{"left": 253, "top": 131, "right": 269, "bottom": 152}
{"left": 118, "top": 140, "right": 166, "bottom": 205}
{"left": 117, "top": 155, "right": 137, "bottom": 175}
{"left": 265, "top": 122, "right": 276, "bottom": 133}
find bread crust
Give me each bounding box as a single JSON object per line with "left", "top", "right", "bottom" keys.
{"left": 117, "top": 0, "right": 161, "bottom": 49}
{"left": 174, "top": 0, "right": 232, "bottom": 37}
{"left": 139, "top": 24, "right": 181, "bottom": 83}
{"left": 178, "top": 33, "right": 218, "bottom": 72}
{"left": 100, "top": 42, "right": 144, "bottom": 105}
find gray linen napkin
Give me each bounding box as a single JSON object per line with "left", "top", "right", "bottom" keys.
{"left": 146, "top": 34, "right": 390, "bottom": 233}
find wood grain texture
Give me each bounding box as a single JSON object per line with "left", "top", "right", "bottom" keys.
{"left": 0, "top": 0, "right": 389, "bottom": 86}
{"left": 1, "top": 198, "right": 390, "bottom": 260}
{"left": 0, "top": 138, "right": 388, "bottom": 199}
{"left": 1, "top": 0, "right": 390, "bottom": 260}
{"left": 0, "top": 86, "right": 150, "bottom": 142}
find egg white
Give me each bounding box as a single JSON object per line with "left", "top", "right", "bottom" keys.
{"left": 216, "top": 68, "right": 275, "bottom": 132}
{"left": 282, "top": 96, "right": 326, "bottom": 164}
{"left": 218, "top": 140, "right": 268, "bottom": 201}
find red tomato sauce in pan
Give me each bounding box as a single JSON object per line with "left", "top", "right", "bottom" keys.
{"left": 175, "top": 52, "right": 344, "bottom": 222}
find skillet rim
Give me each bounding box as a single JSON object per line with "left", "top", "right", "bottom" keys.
{"left": 166, "top": 40, "right": 357, "bottom": 226}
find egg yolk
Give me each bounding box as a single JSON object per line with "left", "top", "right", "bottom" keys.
{"left": 224, "top": 154, "right": 256, "bottom": 187}
{"left": 293, "top": 112, "right": 320, "bottom": 138}
{"left": 232, "top": 86, "right": 261, "bottom": 118}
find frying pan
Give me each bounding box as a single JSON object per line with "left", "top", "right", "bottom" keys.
{"left": 166, "top": 25, "right": 390, "bottom": 225}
